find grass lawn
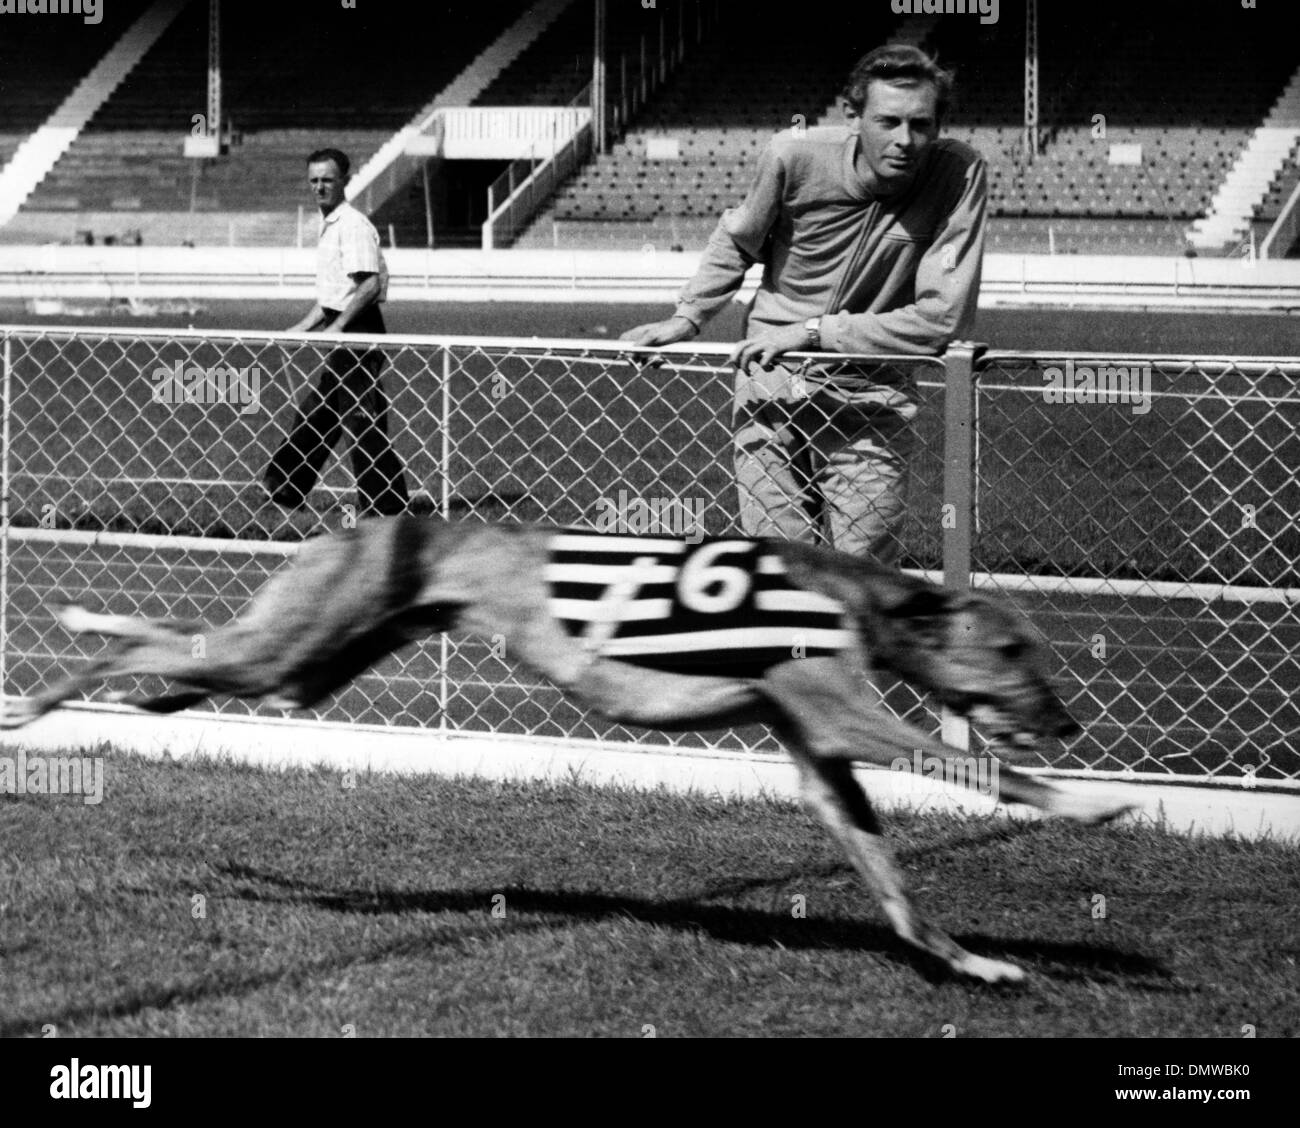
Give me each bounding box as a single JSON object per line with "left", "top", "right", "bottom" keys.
{"left": 3, "top": 751, "right": 1297, "bottom": 1037}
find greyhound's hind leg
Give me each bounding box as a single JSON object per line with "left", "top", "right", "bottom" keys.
{"left": 0, "top": 655, "right": 120, "bottom": 730}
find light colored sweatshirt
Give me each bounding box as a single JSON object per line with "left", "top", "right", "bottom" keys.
{"left": 674, "top": 126, "right": 988, "bottom": 357}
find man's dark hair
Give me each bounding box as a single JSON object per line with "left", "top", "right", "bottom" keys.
{"left": 307, "top": 148, "right": 351, "bottom": 178}
{"left": 841, "top": 45, "right": 953, "bottom": 121}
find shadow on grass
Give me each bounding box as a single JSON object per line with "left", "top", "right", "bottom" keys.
{"left": 227, "top": 865, "right": 1171, "bottom": 987}
{"left": 215, "top": 853, "right": 1177, "bottom": 992}
{"left": 4, "top": 851, "right": 1178, "bottom": 1036}
{"left": 689, "top": 819, "right": 1059, "bottom": 905}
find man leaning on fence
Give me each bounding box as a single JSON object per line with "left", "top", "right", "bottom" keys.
{"left": 265, "top": 147, "right": 412, "bottom": 518}
{"left": 621, "top": 45, "right": 987, "bottom": 562}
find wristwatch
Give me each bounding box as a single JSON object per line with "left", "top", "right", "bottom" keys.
{"left": 803, "top": 316, "right": 822, "bottom": 350}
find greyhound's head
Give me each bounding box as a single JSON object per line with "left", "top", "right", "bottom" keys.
{"left": 863, "top": 579, "right": 1080, "bottom": 750}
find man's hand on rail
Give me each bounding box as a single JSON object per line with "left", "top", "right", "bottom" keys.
{"left": 729, "top": 323, "right": 812, "bottom": 370}
{"left": 619, "top": 315, "right": 699, "bottom": 347}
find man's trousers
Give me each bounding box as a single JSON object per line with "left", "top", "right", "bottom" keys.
{"left": 732, "top": 362, "right": 916, "bottom": 563}
{"left": 266, "top": 304, "right": 410, "bottom": 516}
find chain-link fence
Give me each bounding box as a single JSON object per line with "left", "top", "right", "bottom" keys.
{"left": 0, "top": 328, "right": 947, "bottom": 759}
{"left": 970, "top": 352, "right": 1300, "bottom": 786}
{"left": 0, "top": 328, "right": 1295, "bottom": 786}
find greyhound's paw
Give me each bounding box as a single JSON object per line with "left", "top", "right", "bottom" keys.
{"left": 0, "top": 700, "right": 39, "bottom": 730}
{"left": 1050, "top": 789, "right": 1135, "bottom": 825}
{"left": 51, "top": 604, "right": 96, "bottom": 633}
{"left": 953, "top": 953, "right": 1026, "bottom": 985}
{"left": 1087, "top": 800, "right": 1136, "bottom": 826}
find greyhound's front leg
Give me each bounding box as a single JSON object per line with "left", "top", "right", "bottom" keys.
{"left": 777, "top": 723, "right": 1027, "bottom": 983}
{"left": 759, "top": 658, "right": 1130, "bottom": 823}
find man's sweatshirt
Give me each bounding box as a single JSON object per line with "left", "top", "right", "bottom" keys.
{"left": 673, "top": 126, "right": 988, "bottom": 360}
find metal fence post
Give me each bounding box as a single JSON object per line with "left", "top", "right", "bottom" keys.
{"left": 940, "top": 342, "right": 983, "bottom": 751}
{"left": 439, "top": 345, "right": 452, "bottom": 734}
{"left": 0, "top": 331, "right": 10, "bottom": 718}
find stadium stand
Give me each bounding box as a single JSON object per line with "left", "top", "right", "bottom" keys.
{"left": 0, "top": 0, "right": 1296, "bottom": 255}
{"left": 3, "top": 0, "right": 527, "bottom": 245}
{"left": 515, "top": 0, "right": 1297, "bottom": 255}
{"left": 513, "top": 0, "right": 892, "bottom": 250}
{"left": 0, "top": 0, "right": 149, "bottom": 180}
{"left": 473, "top": 0, "right": 593, "bottom": 109}
{"left": 364, "top": 0, "right": 688, "bottom": 249}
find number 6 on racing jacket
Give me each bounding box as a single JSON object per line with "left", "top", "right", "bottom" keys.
{"left": 5, "top": 516, "right": 1132, "bottom": 984}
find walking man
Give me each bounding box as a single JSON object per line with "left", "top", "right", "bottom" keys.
{"left": 621, "top": 45, "right": 987, "bottom": 562}
{"left": 266, "top": 147, "right": 411, "bottom": 517}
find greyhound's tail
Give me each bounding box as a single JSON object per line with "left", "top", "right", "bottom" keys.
{"left": 52, "top": 603, "right": 204, "bottom": 643}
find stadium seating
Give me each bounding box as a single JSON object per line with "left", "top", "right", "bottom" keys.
{"left": 474, "top": 1, "right": 592, "bottom": 108}
{"left": 2, "top": 0, "right": 1296, "bottom": 254}
{"left": 513, "top": 0, "right": 890, "bottom": 249}
{"left": 0, "top": 0, "right": 148, "bottom": 184}
{"left": 516, "top": 0, "right": 1296, "bottom": 254}
{"left": 13, "top": 0, "right": 526, "bottom": 233}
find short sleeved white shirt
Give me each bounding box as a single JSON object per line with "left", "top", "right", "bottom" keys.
{"left": 316, "top": 201, "right": 388, "bottom": 309}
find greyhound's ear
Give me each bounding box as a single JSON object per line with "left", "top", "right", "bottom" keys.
{"left": 874, "top": 584, "right": 961, "bottom": 621}
{"left": 857, "top": 583, "right": 961, "bottom": 658}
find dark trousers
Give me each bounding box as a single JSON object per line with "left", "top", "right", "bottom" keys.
{"left": 266, "top": 304, "right": 410, "bottom": 515}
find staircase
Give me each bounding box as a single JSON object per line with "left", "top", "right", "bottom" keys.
{"left": 347, "top": 0, "right": 577, "bottom": 212}
{"left": 0, "top": 0, "right": 190, "bottom": 229}
{"left": 1188, "top": 66, "right": 1300, "bottom": 251}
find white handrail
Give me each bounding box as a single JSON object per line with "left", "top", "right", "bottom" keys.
{"left": 1260, "top": 172, "right": 1300, "bottom": 258}
{"left": 482, "top": 121, "right": 593, "bottom": 249}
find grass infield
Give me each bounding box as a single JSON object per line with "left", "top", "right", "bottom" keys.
{"left": 3, "top": 751, "right": 1297, "bottom": 1037}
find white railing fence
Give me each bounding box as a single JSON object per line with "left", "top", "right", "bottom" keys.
{"left": 439, "top": 105, "right": 592, "bottom": 160}
{"left": 481, "top": 85, "right": 594, "bottom": 251}
{"left": 1260, "top": 172, "right": 1300, "bottom": 259}
{"left": 482, "top": 121, "right": 595, "bottom": 250}
{"left": 482, "top": 0, "right": 714, "bottom": 250}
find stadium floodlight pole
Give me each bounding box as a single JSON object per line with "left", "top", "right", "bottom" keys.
{"left": 592, "top": 0, "right": 607, "bottom": 154}
{"left": 207, "top": 0, "right": 222, "bottom": 149}
{"left": 658, "top": 13, "right": 666, "bottom": 84}
{"left": 1023, "top": 0, "right": 1038, "bottom": 164}
{"left": 624, "top": 53, "right": 634, "bottom": 135}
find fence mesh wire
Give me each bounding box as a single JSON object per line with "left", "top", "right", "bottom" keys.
{"left": 1, "top": 329, "right": 1295, "bottom": 785}
{"left": 972, "top": 353, "right": 1300, "bottom": 785}
{"left": 0, "top": 329, "right": 945, "bottom": 757}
